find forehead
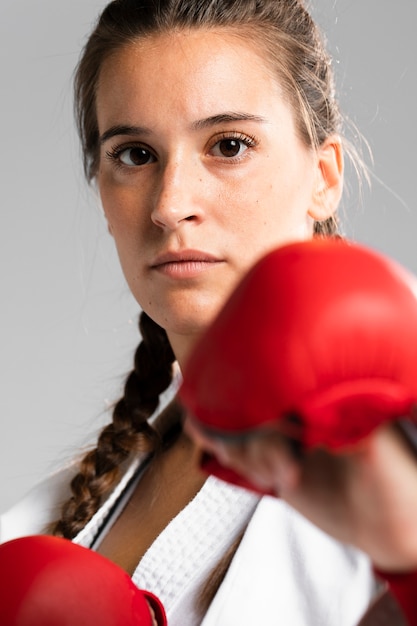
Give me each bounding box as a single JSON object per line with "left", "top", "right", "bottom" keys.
{"left": 96, "top": 29, "right": 292, "bottom": 129}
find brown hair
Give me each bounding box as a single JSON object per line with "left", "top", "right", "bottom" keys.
{"left": 54, "top": 0, "right": 347, "bottom": 545}
{"left": 53, "top": 311, "right": 176, "bottom": 538}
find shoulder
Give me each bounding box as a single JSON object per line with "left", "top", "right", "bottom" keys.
{"left": 0, "top": 464, "right": 75, "bottom": 543}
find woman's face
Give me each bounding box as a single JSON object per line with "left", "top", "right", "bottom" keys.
{"left": 96, "top": 30, "right": 341, "bottom": 364}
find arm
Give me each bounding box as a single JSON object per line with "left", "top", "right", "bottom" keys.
{"left": 180, "top": 239, "right": 417, "bottom": 625}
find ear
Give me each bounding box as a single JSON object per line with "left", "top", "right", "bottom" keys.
{"left": 308, "top": 135, "right": 344, "bottom": 222}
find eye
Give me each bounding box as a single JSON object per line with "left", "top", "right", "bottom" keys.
{"left": 209, "top": 133, "right": 257, "bottom": 159}
{"left": 214, "top": 138, "right": 245, "bottom": 158}
{"left": 118, "top": 147, "right": 155, "bottom": 166}
{"left": 105, "top": 145, "right": 156, "bottom": 168}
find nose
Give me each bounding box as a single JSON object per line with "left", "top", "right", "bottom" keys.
{"left": 151, "top": 159, "right": 203, "bottom": 230}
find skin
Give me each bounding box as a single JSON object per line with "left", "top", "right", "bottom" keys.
{"left": 96, "top": 29, "right": 342, "bottom": 368}
{"left": 185, "top": 418, "right": 417, "bottom": 572}
{"left": 93, "top": 28, "right": 342, "bottom": 573}
{"left": 148, "top": 604, "right": 158, "bottom": 626}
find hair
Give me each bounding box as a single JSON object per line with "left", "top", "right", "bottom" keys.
{"left": 53, "top": 0, "right": 350, "bottom": 586}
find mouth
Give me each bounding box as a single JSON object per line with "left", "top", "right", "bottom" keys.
{"left": 150, "top": 250, "right": 223, "bottom": 278}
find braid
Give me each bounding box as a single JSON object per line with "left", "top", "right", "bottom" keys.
{"left": 53, "top": 311, "right": 176, "bottom": 539}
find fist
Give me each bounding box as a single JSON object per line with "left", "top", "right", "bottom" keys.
{"left": 0, "top": 535, "right": 166, "bottom": 626}
{"left": 180, "top": 238, "right": 417, "bottom": 450}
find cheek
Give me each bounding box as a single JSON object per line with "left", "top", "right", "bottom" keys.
{"left": 99, "top": 182, "right": 125, "bottom": 230}
{"left": 99, "top": 191, "right": 149, "bottom": 258}
{"left": 98, "top": 177, "right": 121, "bottom": 233}
{"left": 98, "top": 171, "right": 143, "bottom": 229}
{"left": 223, "top": 177, "right": 315, "bottom": 257}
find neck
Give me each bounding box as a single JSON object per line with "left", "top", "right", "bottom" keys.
{"left": 167, "top": 329, "right": 203, "bottom": 371}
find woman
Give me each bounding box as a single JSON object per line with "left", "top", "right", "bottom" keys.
{"left": 0, "top": 0, "right": 378, "bottom": 623}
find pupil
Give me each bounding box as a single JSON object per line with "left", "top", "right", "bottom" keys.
{"left": 220, "top": 139, "right": 240, "bottom": 157}
{"left": 130, "top": 148, "right": 149, "bottom": 165}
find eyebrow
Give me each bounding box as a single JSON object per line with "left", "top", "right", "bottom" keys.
{"left": 99, "top": 124, "right": 150, "bottom": 144}
{"left": 99, "top": 112, "right": 267, "bottom": 144}
{"left": 190, "top": 112, "right": 267, "bottom": 130}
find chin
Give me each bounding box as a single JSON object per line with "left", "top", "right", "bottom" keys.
{"left": 149, "top": 297, "right": 225, "bottom": 334}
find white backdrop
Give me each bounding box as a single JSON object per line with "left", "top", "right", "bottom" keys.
{"left": 1, "top": 0, "right": 416, "bottom": 513}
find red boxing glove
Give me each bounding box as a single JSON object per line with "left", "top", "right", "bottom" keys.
{"left": 180, "top": 238, "right": 417, "bottom": 450}
{"left": 0, "top": 535, "right": 166, "bottom": 626}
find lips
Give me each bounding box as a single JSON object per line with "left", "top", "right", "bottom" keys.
{"left": 150, "top": 250, "right": 223, "bottom": 278}
{"left": 152, "top": 250, "right": 221, "bottom": 266}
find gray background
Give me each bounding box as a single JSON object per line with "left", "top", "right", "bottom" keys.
{"left": 0, "top": 0, "right": 416, "bottom": 513}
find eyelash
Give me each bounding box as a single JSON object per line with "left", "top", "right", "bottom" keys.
{"left": 104, "top": 131, "right": 259, "bottom": 170}
{"left": 105, "top": 143, "right": 156, "bottom": 170}
{"left": 208, "top": 131, "right": 259, "bottom": 161}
